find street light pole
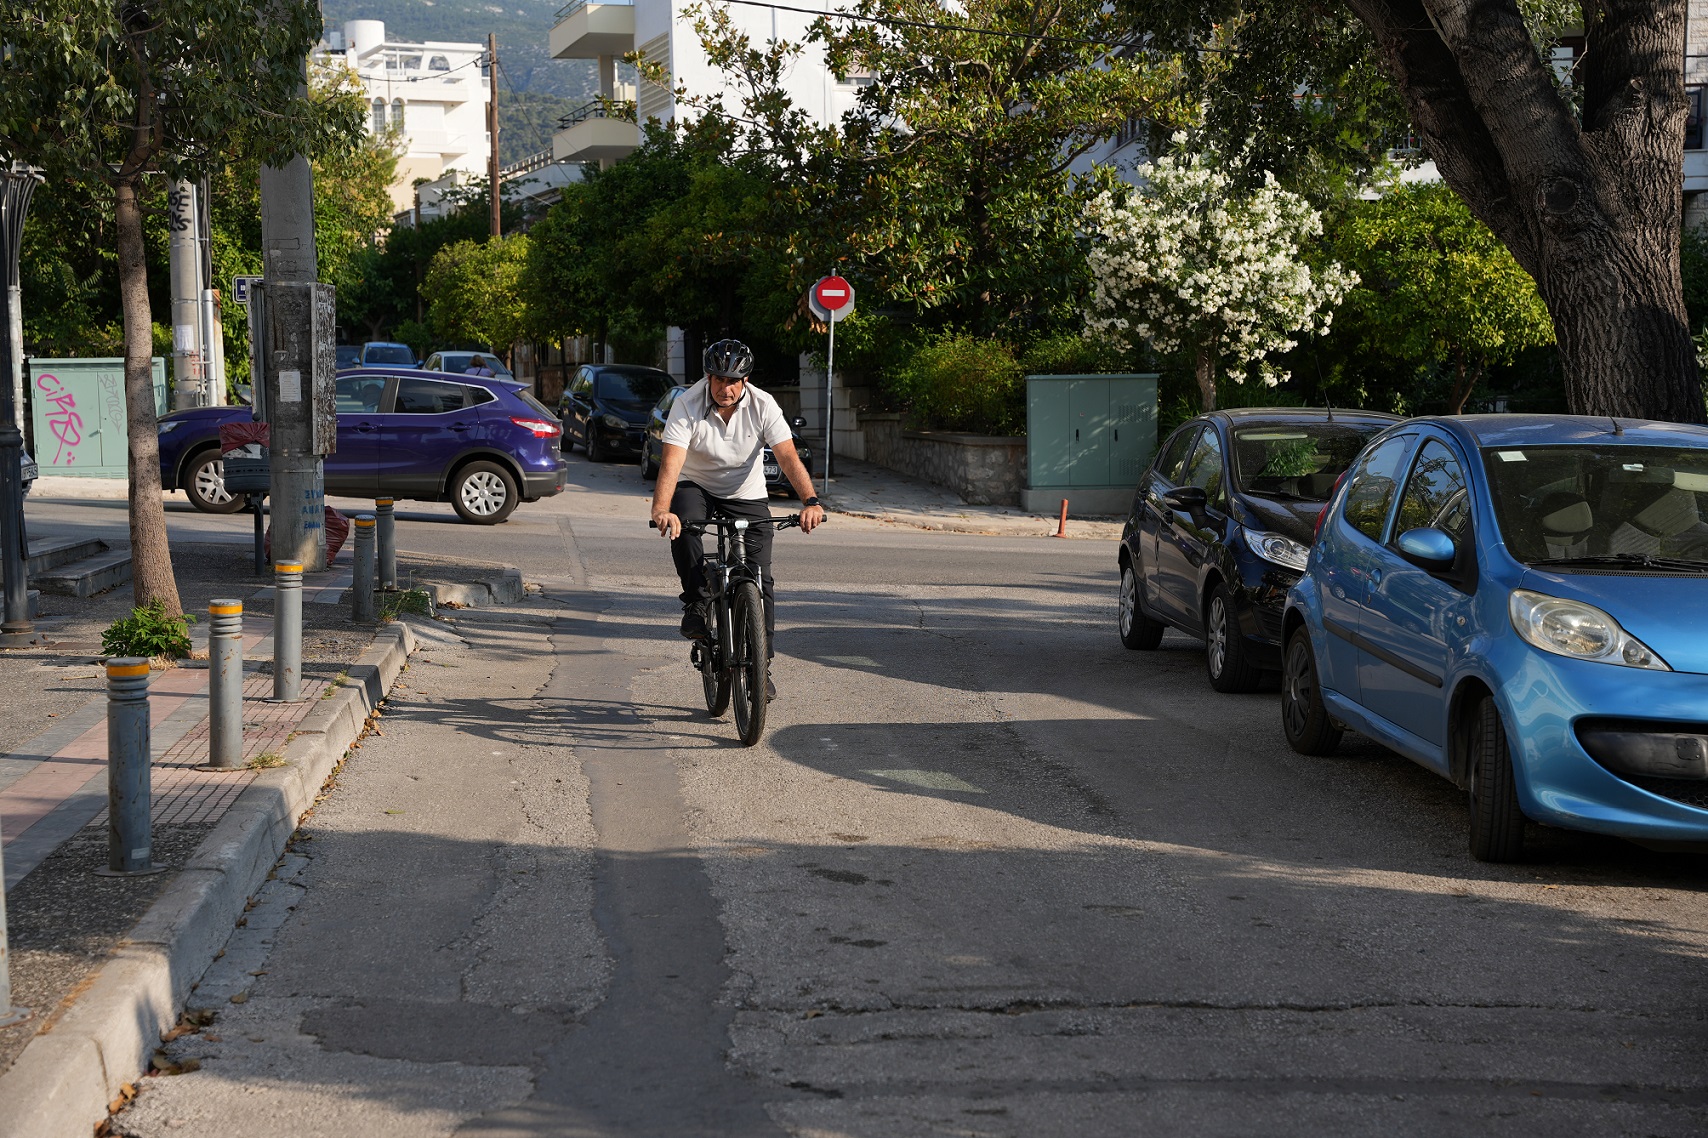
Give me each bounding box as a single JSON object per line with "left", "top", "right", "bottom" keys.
{"left": 0, "top": 158, "right": 41, "bottom": 1031}
{"left": 0, "top": 162, "right": 44, "bottom": 652}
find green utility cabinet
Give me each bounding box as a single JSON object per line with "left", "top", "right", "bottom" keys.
{"left": 1024, "top": 373, "right": 1158, "bottom": 514}
{"left": 29, "top": 357, "right": 169, "bottom": 478}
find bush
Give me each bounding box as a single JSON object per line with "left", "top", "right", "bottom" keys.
{"left": 1018, "top": 333, "right": 1128, "bottom": 376}
{"left": 890, "top": 334, "right": 1025, "bottom": 435}
{"left": 101, "top": 599, "right": 195, "bottom": 660}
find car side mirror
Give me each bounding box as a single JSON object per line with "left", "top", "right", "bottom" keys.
{"left": 1163, "top": 486, "right": 1208, "bottom": 515}
{"left": 1396, "top": 527, "right": 1458, "bottom": 572}
{"left": 792, "top": 416, "right": 807, "bottom": 429}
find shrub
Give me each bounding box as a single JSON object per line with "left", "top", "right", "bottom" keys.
{"left": 1018, "top": 333, "right": 1128, "bottom": 376}
{"left": 890, "top": 334, "right": 1025, "bottom": 435}
{"left": 101, "top": 599, "right": 195, "bottom": 660}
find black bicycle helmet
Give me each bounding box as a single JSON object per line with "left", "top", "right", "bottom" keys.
{"left": 703, "top": 339, "right": 755, "bottom": 380}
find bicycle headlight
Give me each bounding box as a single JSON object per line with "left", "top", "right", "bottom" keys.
{"left": 1509, "top": 589, "right": 1669, "bottom": 670}
{"left": 1246, "top": 528, "right": 1309, "bottom": 572}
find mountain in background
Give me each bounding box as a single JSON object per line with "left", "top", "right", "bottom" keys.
{"left": 322, "top": 0, "right": 596, "bottom": 159}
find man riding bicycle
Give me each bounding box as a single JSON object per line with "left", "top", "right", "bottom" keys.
{"left": 652, "top": 339, "right": 825, "bottom": 699}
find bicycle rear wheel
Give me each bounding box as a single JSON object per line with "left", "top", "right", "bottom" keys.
{"left": 730, "top": 581, "right": 768, "bottom": 746}
{"left": 701, "top": 603, "right": 731, "bottom": 717}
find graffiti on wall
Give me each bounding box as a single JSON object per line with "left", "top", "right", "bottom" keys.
{"left": 34, "top": 371, "right": 84, "bottom": 467}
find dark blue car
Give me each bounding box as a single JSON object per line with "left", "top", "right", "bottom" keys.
{"left": 158, "top": 369, "right": 567, "bottom": 524}
{"left": 1117, "top": 407, "right": 1401, "bottom": 691}
{"left": 1283, "top": 414, "right": 1708, "bottom": 861}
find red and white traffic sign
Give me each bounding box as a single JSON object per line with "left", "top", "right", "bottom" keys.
{"left": 810, "top": 275, "right": 856, "bottom": 322}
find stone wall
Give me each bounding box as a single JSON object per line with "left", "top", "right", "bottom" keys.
{"left": 854, "top": 412, "right": 1027, "bottom": 506}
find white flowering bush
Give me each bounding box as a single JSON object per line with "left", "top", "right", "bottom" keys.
{"left": 1084, "top": 147, "right": 1356, "bottom": 410}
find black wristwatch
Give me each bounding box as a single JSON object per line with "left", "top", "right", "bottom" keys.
{"left": 803, "top": 496, "right": 821, "bottom": 508}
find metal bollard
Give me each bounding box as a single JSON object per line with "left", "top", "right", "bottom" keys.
{"left": 351, "top": 515, "right": 376, "bottom": 623}
{"left": 272, "top": 561, "right": 303, "bottom": 702}
{"left": 205, "top": 599, "right": 244, "bottom": 769}
{"left": 375, "top": 497, "right": 396, "bottom": 591}
{"left": 96, "top": 658, "right": 164, "bottom": 877}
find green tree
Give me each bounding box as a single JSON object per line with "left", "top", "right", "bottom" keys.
{"left": 1327, "top": 181, "right": 1555, "bottom": 414}
{"left": 0, "top": 0, "right": 359, "bottom": 614}
{"left": 422, "top": 235, "right": 531, "bottom": 362}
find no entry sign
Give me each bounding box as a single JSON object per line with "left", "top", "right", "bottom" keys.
{"left": 809, "top": 275, "right": 856, "bottom": 323}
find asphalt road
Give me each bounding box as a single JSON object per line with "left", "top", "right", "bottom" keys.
{"left": 103, "top": 452, "right": 1708, "bottom": 1137}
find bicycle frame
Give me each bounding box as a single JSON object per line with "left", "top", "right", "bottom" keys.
{"left": 683, "top": 515, "right": 794, "bottom": 675}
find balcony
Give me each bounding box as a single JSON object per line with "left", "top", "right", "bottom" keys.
{"left": 553, "top": 99, "right": 640, "bottom": 162}
{"left": 550, "top": 0, "right": 635, "bottom": 59}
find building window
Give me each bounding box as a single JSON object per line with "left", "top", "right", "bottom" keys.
{"left": 371, "top": 99, "right": 386, "bottom": 134}
{"left": 1688, "top": 87, "right": 1704, "bottom": 151}
{"left": 392, "top": 99, "right": 406, "bottom": 130}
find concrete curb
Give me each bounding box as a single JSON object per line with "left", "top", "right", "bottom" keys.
{"left": 0, "top": 621, "right": 416, "bottom": 1138}
{"left": 827, "top": 504, "right": 1123, "bottom": 539}
{"left": 417, "top": 567, "right": 523, "bottom": 608}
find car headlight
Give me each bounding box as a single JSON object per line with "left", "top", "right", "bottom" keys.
{"left": 1245, "top": 528, "right": 1309, "bottom": 572}
{"left": 158, "top": 420, "right": 183, "bottom": 434}
{"left": 601, "top": 413, "right": 627, "bottom": 430}
{"left": 1508, "top": 589, "right": 1669, "bottom": 670}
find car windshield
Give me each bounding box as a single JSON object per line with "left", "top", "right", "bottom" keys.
{"left": 1230, "top": 423, "right": 1386, "bottom": 501}
{"left": 335, "top": 346, "right": 361, "bottom": 367}
{"left": 1484, "top": 444, "right": 1708, "bottom": 568}
{"left": 596, "top": 369, "right": 673, "bottom": 404}
{"left": 365, "top": 345, "right": 414, "bottom": 365}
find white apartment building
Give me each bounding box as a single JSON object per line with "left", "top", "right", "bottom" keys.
{"left": 317, "top": 20, "right": 492, "bottom": 213}
{"left": 549, "top": 0, "right": 866, "bottom": 166}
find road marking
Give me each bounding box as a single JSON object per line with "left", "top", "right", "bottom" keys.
{"left": 861, "top": 769, "right": 986, "bottom": 794}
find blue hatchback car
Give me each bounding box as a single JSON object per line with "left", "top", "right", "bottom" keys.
{"left": 1282, "top": 414, "right": 1708, "bottom": 860}
{"left": 158, "top": 369, "right": 567, "bottom": 524}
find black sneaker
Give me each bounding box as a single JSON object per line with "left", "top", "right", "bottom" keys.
{"left": 679, "top": 605, "right": 709, "bottom": 640}
{"left": 766, "top": 677, "right": 777, "bottom": 702}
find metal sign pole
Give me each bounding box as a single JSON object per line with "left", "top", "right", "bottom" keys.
{"left": 823, "top": 312, "right": 834, "bottom": 498}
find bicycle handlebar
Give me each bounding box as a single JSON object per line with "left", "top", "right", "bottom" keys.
{"left": 649, "top": 513, "right": 803, "bottom": 532}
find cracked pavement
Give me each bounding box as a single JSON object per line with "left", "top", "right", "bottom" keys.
{"left": 111, "top": 453, "right": 1708, "bottom": 1136}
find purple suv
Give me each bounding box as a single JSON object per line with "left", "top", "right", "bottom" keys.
{"left": 158, "top": 369, "right": 568, "bottom": 524}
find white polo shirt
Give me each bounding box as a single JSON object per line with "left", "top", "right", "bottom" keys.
{"left": 661, "top": 378, "right": 793, "bottom": 500}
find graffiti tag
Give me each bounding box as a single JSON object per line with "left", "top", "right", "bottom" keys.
{"left": 35, "top": 372, "right": 83, "bottom": 466}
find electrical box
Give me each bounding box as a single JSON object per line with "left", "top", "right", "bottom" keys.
{"left": 255, "top": 281, "right": 337, "bottom": 457}
{"left": 1024, "top": 373, "right": 1158, "bottom": 514}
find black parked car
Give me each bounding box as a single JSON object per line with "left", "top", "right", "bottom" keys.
{"left": 1118, "top": 407, "right": 1401, "bottom": 692}
{"left": 639, "top": 384, "right": 813, "bottom": 495}
{"left": 559, "top": 364, "right": 676, "bottom": 462}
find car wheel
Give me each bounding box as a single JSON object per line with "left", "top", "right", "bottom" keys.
{"left": 1204, "top": 583, "right": 1263, "bottom": 693}
{"left": 1118, "top": 563, "right": 1164, "bottom": 650}
{"left": 639, "top": 443, "right": 658, "bottom": 481}
{"left": 450, "top": 461, "right": 519, "bottom": 525}
{"left": 560, "top": 421, "right": 575, "bottom": 453}
{"left": 183, "top": 449, "right": 247, "bottom": 514}
{"left": 586, "top": 429, "right": 607, "bottom": 463}
{"left": 1468, "top": 695, "right": 1526, "bottom": 862}
{"left": 1281, "top": 626, "right": 1342, "bottom": 756}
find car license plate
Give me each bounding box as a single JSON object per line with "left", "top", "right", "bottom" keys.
{"left": 763, "top": 463, "right": 780, "bottom": 479}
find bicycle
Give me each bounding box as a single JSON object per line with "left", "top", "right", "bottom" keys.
{"left": 652, "top": 513, "right": 800, "bottom": 746}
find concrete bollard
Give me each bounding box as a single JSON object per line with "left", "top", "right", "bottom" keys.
{"left": 376, "top": 497, "right": 397, "bottom": 591}
{"left": 352, "top": 515, "right": 376, "bottom": 623}
{"left": 205, "top": 599, "right": 244, "bottom": 769}
{"left": 272, "top": 561, "right": 303, "bottom": 702}
{"left": 96, "top": 658, "right": 164, "bottom": 877}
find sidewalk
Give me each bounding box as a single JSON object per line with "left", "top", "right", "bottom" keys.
{"left": 0, "top": 543, "right": 451, "bottom": 1137}
{"left": 818, "top": 456, "right": 1124, "bottom": 539}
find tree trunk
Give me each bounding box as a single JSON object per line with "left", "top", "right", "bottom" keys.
{"left": 1195, "top": 347, "right": 1217, "bottom": 411}
{"left": 114, "top": 178, "right": 183, "bottom": 617}
{"left": 1347, "top": 0, "right": 1705, "bottom": 424}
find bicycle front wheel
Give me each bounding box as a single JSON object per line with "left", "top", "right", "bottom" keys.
{"left": 730, "top": 581, "right": 768, "bottom": 747}
{"left": 701, "top": 603, "right": 731, "bottom": 717}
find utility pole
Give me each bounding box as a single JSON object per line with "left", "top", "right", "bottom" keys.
{"left": 487, "top": 33, "right": 501, "bottom": 239}
{"left": 198, "top": 177, "right": 225, "bottom": 405}
{"left": 259, "top": 146, "right": 331, "bottom": 572}
{"left": 168, "top": 180, "right": 205, "bottom": 408}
